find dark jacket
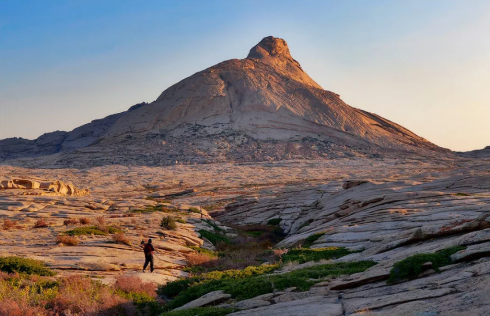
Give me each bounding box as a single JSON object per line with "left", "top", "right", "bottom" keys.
{"left": 143, "top": 243, "right": 155, "bottom": 255}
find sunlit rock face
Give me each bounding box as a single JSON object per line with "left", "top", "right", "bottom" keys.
{"left": 0, "top": 37, "right": 448, "bottom": 167}
{"left": 105, "top": 36, "right": 440, "bottom": 150}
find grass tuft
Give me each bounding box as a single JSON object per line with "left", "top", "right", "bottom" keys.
{"left": 79, "top": 217, "right": 91, "bottom": 225}
{"left": 302, "top": 232, "right": 326, "bottom": 248}
{"left": 188, "top": 207, "right": 201, "bottom": 214}
{"left": 387, "top": 246, "right": 466, "bottom": 284}
{"left": 0, "top": 256, "right": 55, "bottom": 276}
{"left": 56, "top": 235, "right": 80, "bottom": 246}
{"left": 281, "top": 247, "right": 355, "bottom": 264}
{"left": 113, "top": 233, "right": 132, "bottom": 246}
{"left": 198, "top": 230, "right": 230, "bottom": 245}
{"left": 132, "top": 205, "right": 178, "bottom": 214}
{"left": 161, "top": 216, "right": 178, "bottom": 230}
{"left": 63, "top": 225, "right": 122, "bottom": 236}
{"left": 33, "top": 219, "right": 49, "bottom": 228}
{"left": 267, "top": 218, "right": 281, "bottom": 226}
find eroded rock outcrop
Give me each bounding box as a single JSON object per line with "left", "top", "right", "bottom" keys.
{"left": 0, "top": 178, "right": 89, "bottom": 196}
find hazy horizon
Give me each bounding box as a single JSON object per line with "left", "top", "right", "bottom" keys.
{"left": 1, "top": 0, "right": 489, "bottom": 152}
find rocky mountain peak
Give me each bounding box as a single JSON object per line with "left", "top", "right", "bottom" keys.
{"left": 0, "top": 36, "right": 447, "bottom": 167}
{"left": 247, "top": 36, "right": 293, "bottom": 60}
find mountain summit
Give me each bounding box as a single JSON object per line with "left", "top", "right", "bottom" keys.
{"left": 0, "top": 36, "right": 446, "bottom": 167}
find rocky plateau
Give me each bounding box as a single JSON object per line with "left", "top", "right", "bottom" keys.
{"left": 1, "top": 36, "right": 489, "bottom": 315}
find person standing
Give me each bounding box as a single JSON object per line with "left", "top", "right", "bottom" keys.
{"left": 142, "top": 238, "right": 155, "bottom": 273}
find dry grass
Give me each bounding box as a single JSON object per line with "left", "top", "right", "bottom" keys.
{"left": 33, "top": 220, "right": 49, "bottom": 228}
{"left": 63, "top": 218, "right": 79, "bottom": 226}
{"left": 96, "top": 216, "right": 106, "bottom": 225}
{"left": 2, "top": 219, "right": 18, "bottom": 230}
{"left": 0, "top": 298, "right": 49, "bottom": 316}
{"left": 112, "top": 233, "right": 132, "bottom": 246}
{"left": 79, "top": 217, "right": 91, "bottom": 225}
{"left": 186, "top": 252, "right": 216, "bottom": 266}
{"left": 56, "top": 235, "right": 80, "bottom": 246}
{"left": 50, "top": 275, "right": 128, "bottom": 315}
{"left": 113, "top": 275, "right": 156, "bottom": 297}
{"left": 0, "top": 272, "right": 161, "bottom": 315}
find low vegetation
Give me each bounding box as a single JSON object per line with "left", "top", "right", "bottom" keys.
{"left": 176, "top": 218, "right": 186, "bottom": 224}
{"left": 0, "top": 256, "right": 55, "bottom": 276}
{"left": 387, "top": 246, "right": 466, "bottom": 284}
{"left": 198, "top": 230, "right": 230, "bottom": 245}
{"left": 63, "top": 218, "right": 79, "bottom": 226}
{"left": 302, "top": 232, "right": 326, "bottom": 248}
{"left": 112, "top": 233, "right": 132, "bottom": 246}
{"left": 188, "top": 207, "right": 201, "bottom": 214}
{"left": 56, "top": 235, "right": 80, "bottom": 246}
{"left": 79, "top": 217, "right": 91, "bottom": 225}
{"left": 2, "top": 219, "right": 18, "bottom": 230}
{"left": 185, "top": 252, "right": 218, "bottom": 267}
{"left": 267, "top": 218, "right": 281, "bottom": 226}
{"left": 159, "top": 261, "right": 376, "bottom": 310}
{"left": 33, "top": 219, "right": 49, "bottom": 228}
{"left": 454, "top": 192, "right": 471, "bottom": 196}
{"left": 189, "top": 224, "right": 286, "bottom": 273}
{"left": 96, "top": 216, "right": 106, "bottom": 225}
{"left": 161, "top": 216, "right": 178, "bottom": 230}
{"left": 63, "top": 225, "right": 123, "bottom": 236}
{"left": 281, "top": 247, "right": 355, "bottom": 264}
{"left": 131, "top": 205, "right": 178, "bottom": 214}
{"left": 0, "top": 273, "right": 164, "bottom": 316}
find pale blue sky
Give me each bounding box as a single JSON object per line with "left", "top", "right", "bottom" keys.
{"left": 1, "top": 0, "right": 489, "bottom": 151}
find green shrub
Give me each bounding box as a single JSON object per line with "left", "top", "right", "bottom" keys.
{"left": 454, "top": 192, "right": 471, "bottom": 196}
{"left": 176, "top": 218, "right": 186, "bottom": 224}
{"left": 187, "top": 246, "right": 218, "bottom": 257}
{"left": 160, "top": 261, "right": 375, "bottom": 310}
{"left": 387, "top": 246, "right": 466, "bottom": 284}
{"left": 158, "top": 277, "right": 201, "bottom": 298}
{"left": 0, "top": 256, "right": 55, "bottom": 276}
{"left": 203, "top": 264, "right": 279, "bottom": 281}
{"left": 132, "top": 205, "right": 177, "bottom": 213}
{"left": 198, "top": 230, "right": 230, "bottom": 245}
{"left": 161, "top": 216, "right": 177, "bottom": 230}
{"left": 106, "top": 226, "right": 124, "bottom": 234}
{"left": 63, "top": 226, "right": 122, "bottom": 236}
{"left": 116, "top": 291, "right": 165, "bottom": 315}
{"left": 267, "top": 218, "right": 281, "bottom": 226}
{"left": 281, "top": 247, "right": 354, "bottom": 264}
{"left": 162, "top": 307, "right": 235, "bottom": 316}
{"left": 188, "top": 207, "right": 201, "bottom": 214}
{"left": 302, "top": 232, "right": 326, "bottom": 248}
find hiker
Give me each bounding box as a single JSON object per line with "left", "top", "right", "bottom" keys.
{"left": 142, "top": 238, "right": 155, "bottom": 273}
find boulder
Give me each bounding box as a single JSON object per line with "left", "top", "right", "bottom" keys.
{"left": 174, "top": 290, "right": 231, "bottom": 310}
